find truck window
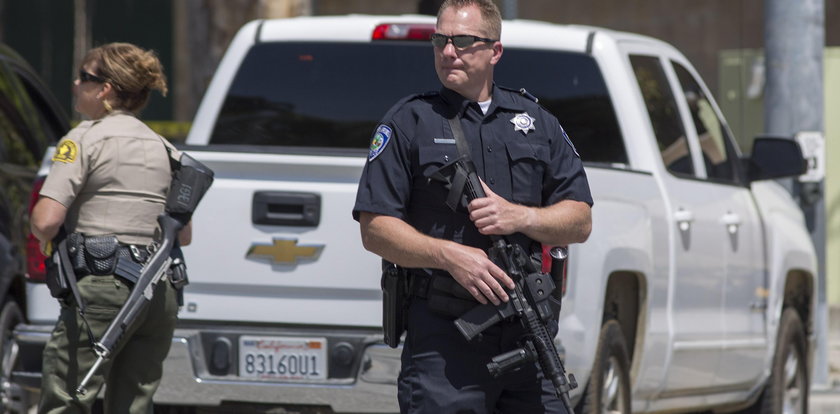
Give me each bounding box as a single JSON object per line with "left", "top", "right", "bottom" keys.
{"left": 630, "top": 55, "right": 694, "bottom": 177}
{"left": 495, "top": 49, "right": 626, "bottom": 166}
{"left": 672, "top": 62, "right": 740, "bottom": 184}
{"left": 211, "top": 42, "right": 625, "bottom": 165}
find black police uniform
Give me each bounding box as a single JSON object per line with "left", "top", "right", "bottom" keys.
{"left": 353, "top": 85, "right": 593, "bottom": 414}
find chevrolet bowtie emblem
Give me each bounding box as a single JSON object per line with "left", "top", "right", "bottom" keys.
{"left": 246, "top": 239, "right": 324, "bottom": 265}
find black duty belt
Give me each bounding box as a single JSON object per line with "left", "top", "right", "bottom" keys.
{"left": 407, "top": 271, "right": 481, "bottom": 318}
{"left": 408, "top": 271, "right": 431, "bottom": 298}
{"left": 117, "top": 244, "right": 152, "bottom": 264}
{"left": 408, "top": 271, "right": 474, "bottom": 300}
{"left": 67, "top": 233, "right": 154, "bottom": 277}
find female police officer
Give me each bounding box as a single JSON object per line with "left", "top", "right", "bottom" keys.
{"left": 31, "top": 42, "right": 187, "bottom": 413}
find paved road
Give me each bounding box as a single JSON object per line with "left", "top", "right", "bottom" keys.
{"left": 22, "top": 389, "right": 838, "bottom": 413}
{"left": 24, "top": 331, "right": 840, "bottom": 414}
{"left": 811, "top": 387, "right": 840, "bottom": 414}
{"left": 815, "top": 332, "right": 840, "bottom": 413}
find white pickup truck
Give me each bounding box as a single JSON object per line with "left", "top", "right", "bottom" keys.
{"left": 11, "top": 15, "right": 817, "bottom": 414}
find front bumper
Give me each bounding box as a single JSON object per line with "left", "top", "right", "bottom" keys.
{"left": 12, "top": 324, "right": 401, "bottom": 413}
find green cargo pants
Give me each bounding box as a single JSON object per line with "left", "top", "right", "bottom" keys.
{"left": 39, "top": 273, "right": 178, "bottom": 414}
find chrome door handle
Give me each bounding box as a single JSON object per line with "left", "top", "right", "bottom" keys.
{"left": 721, "top": 211, "right": 741, "bottom": 234}
{"left": 674, "top": 208, "right": 694, "bottom": 231}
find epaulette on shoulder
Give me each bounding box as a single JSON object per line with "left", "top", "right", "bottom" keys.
{"left": 382, "top": 91, "right": 439, "bottom": 120}
{"left": 392, "top": 90, "right": 439, "bottom": 107}
{"left": 497, "top": 85, "right": 539, "bottom": 103}
{"left": 411, "top": 90, "right": 440, "bottom": 101}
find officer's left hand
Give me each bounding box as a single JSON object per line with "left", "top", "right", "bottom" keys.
{"left": 468, "top": 181, "right": 530, "bottom": 236}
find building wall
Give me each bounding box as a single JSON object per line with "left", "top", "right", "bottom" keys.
{"left": 7, "top": 0, "right": 835, "bottom": 131}
{"left": 314, "top": 0, "right": 416, "bottom": 15}
{"left": 314, "top": 0, "right": 840, "bottom": 97}
{"left": 516, "top": 0, "right": 766, "bottom": 96}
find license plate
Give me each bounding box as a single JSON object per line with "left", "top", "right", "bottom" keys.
{"left": 238, "top": 336, "right": 327, "bottom": 381}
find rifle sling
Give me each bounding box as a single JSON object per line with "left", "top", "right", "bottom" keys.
{"left": 447, "top": 115, "right": 471, "bottom": 160}
{"left": 446, "top": 114, "right": 476, "bottom": 211}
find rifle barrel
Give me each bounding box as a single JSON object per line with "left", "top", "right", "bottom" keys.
{"left": 75, "top": 355, "right": 105, "bottom": 395}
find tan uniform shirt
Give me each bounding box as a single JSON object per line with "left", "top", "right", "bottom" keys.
{"left": 40, "top": 111, "right": 179, "bottom": 246}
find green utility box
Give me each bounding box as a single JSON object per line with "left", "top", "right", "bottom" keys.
{"left": 719, "top": 48, "right": 840, "bottom": 307}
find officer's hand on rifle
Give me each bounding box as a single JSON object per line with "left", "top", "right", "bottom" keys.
{"left": 442, "top": 241, "right": 515, "bottom": 306}
{"left": 468, "top": 181, "right": 531, "bottom": 236}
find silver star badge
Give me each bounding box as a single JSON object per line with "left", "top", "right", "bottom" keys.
{"left": 510, "top": 112, "right": 536, "bottom": 135}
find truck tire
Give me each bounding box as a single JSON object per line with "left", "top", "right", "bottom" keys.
{"left": 578, "top": 320, "right": 631, "bottom": 414}
{"left": 0, "top": 298, "right": 28, "bottom": 414}
{"left": 754, "top": 308, "right": 808, "bottom": 414}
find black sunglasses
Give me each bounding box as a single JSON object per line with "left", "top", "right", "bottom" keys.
{"left": 430, "top": 33, "right": 497, "bottom": 49}
{"left": 78, "top": 70, "right": 106, "bottom": 84}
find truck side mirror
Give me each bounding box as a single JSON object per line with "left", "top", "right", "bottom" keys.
{"left": 744, "top": 136, "right": 807, "bottom": 183}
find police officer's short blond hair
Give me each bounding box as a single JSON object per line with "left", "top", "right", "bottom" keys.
{"left": 437, "top": 0, "right": 502, "bottom": 40}
{"left": 82, "top": 42, "right": 168, "bottom": 113}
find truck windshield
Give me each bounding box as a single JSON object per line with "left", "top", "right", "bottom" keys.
{"left": 211, "top": 41, "right": 626, "bottom": 165}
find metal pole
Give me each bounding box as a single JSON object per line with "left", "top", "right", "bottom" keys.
{"left": 501, "top": 0, "right": 517, "bottom": 20}
{"left": 73, "top": 0, "right": 92, "bottom": 120}
{"left": 764, "top": 0, "right": 827, "bottom": 388}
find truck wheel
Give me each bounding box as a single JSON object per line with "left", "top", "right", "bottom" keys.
{"left": 0, "top": 298, "right": 27, "bottom": 414}
{"left": 578, "top": 320, "right": 631, "bottom": 414}
{"left": 755, "top": 308, "right": 808, "bottom": 414}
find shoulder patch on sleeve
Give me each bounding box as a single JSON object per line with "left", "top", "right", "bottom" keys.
{"left": 52, "top": 139, "right": 78, "bottom": 163}
{"left": 368, "top": 124, "right": 393, "bottom": 161}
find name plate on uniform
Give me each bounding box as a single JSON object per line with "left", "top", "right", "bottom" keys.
{"left": 238, "top": 336, "right": 327, "bottom": 381}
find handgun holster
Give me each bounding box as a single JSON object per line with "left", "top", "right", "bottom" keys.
{"left": 45, "top": 251, "right": 70, "bottom": 300}
{"left": 381, "top": 262, "right": 409, "bottom": 348}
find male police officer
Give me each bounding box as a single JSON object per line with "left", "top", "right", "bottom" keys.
{"left": 353, "top": 1, "right": 592, "bottom": 412}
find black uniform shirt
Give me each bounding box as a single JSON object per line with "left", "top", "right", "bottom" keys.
{"left": 353, "top": 85, "right": 593, "bottom": 254}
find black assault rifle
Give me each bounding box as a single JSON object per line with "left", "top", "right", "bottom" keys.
{"left": 76, "top": 153, "right": 214, "bottom": 395}
{"left": 430, "top": 157, "right": 577, "bottom": 410}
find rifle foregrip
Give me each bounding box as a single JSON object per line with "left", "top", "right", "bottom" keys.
{"left": 96, "top": 306, "right": 133, "bottom": 356}
{"left": 526, "top": 311, "right": 574, "bottom": 400}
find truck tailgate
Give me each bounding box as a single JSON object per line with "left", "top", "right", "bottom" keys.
{"left": 179, "top": 149, "right": 381, "bottom": 327}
